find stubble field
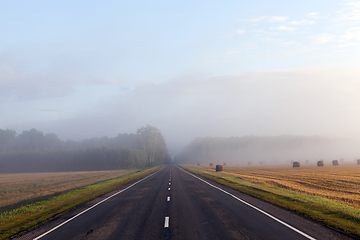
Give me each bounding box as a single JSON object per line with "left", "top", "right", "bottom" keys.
{"left": 199, "top": 164, "right": 360, "bottom": 208}
{"left": 0, "top": 170, "right": 135, "bottom": 211}
{"left": 182, "top": 164, "right": 360, "bottom": 237}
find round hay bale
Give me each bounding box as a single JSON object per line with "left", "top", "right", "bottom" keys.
{"left": 209, "top": 163, "right": 213, "bottom": 166}
{"left": 317, "top": 160, "right": 324, "bottom": 167}
{"left": 223, "top": 162, "right": 226, "bottom": 166}
{"left": 248, "top": 162, "right": 251, "bottom": 165}
{"left": 357, "top": 159, "right": 360, "bottom": 165}
{"left": 197, "top": 163, "right": 200, "bottom": 166}
{"left": 293, "top": 161, "right": 300, "bottom": 167}
{"left": 305, "top": 160, "right": 309, "bottom": 164}
{"left": 332, "top": 160, "right": 339, "bottom": 166}
{"left": 216, "top": 165, "right": 223, "bottom": 172}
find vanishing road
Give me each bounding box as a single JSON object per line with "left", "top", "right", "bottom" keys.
{"left": 17, "top": 165, "right": 355, "bottom": 240}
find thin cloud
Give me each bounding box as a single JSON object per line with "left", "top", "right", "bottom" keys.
{"left": 338, "top": 28, "right": 360, "bottom": 41}
{"left": 311, "top": 34, "right": 335, "bottom": 44}
{"left": 268, "top": 16, "right": 289, "bottom": 22}
{"left": 289, "top": 20, "right": 316, "bottom": 25}
{"left": 224, "top": 29, "right": 246, "bottom": 38}
{"left": 306, "top": 12, "right": 329, "bottom": 19}
{"left": 338, "top": 1, "right": 360, "bottom": 21}
{"left": 0, "top": 62, "right": 74, "bottom": 101}
{"left": 234, "top": 29, "right": 246, "bottom": 34}
{"left": 271, "top": 25, "right": 295, "bottom": 31}
{"left": 241, "top": 16, "right": 288, "bottom": 23}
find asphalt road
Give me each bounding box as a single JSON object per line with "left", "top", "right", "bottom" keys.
{"left": 17, "top": 165, "right": 356, "bottom": 240}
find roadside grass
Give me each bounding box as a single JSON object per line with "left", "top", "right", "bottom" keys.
{"left": 180, "top": 165, "right": 360, "bottom": 237}
{"left": 0, "top": 166, "right": 162, "bottom": 240}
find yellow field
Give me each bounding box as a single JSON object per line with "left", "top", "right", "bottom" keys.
{"left": 198, "top": 165, "right": 360, "bottom": 208}
{"left": 0, "top": 170, "right": 135, "bottom": 209}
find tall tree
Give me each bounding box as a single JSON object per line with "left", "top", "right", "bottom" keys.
{"left": 137, "top": 125, "right": 167, "bottom": 163}
{"left": 0, "top": 129, "right": 17, "bottom": 152}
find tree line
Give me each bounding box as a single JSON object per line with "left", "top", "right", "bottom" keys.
{"left": 174, "top": 135, "right": 353, "bottom": 165}
{"left": 0, "top": 125, "right": 170, "bottom": 173}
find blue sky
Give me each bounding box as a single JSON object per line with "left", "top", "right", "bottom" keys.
{"left": 1, "top": 1, "right": 360, "bottom": 153}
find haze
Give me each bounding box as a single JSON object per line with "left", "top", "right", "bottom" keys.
{"left": 1, "top": 1, "right": 360, "bottom": 155}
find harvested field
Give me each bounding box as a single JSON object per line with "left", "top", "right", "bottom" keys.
{"left": 197, "top": 165, "right": 360, "bottom": 209}
{"left": 182, "top": 165, "right": 360, "bottom": 237}
{"left": 0, "top": 170, "right": 135, "bottom": 210}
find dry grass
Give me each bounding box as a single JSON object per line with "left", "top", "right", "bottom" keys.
{"left": 198, "top": 165, "right": 360, "bottom": 209}
{"left": 0, "top": 170, "right": 135, "bottom": 209}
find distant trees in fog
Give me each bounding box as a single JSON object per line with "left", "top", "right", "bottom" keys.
{"left": 174, "top": 135, "right": 346, "bottom": 164}
{"left": 0, "top": 125, "right": 170, "bottom": 173}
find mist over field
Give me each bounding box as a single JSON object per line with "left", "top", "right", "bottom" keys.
{"left": 174, "top": 135, "right": 360, "bottom": 165}
{"left": 4, "top": 67, "right": 360, "bottom": 156}
{"left": 2, "top": 1, "right": 360, "bottom": 161}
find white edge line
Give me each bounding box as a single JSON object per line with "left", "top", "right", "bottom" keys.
{"left": 178, "top": 166, "right": 316, "bottom": 240}
{"left": 33, "top": 167, "right": 165, "bottom": 240}
{"left": 164, "top": 216, "right": 169, "bottom": 228}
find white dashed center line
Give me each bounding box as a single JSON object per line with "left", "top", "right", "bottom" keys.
{"left": 167, "top": 196, "right": 170, "bottom": 201}
{"left": 169, "top": 182, "right": 171, "bottom": 185}
{"left": 168, "top": 188, "right": 171, "bottom": 191}
{"left": 164, "top": 216, "right": 169, "bottom": 228}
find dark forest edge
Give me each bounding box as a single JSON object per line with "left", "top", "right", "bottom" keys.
{"left": 0, "top": 125, "right": 171, "bottom": 173}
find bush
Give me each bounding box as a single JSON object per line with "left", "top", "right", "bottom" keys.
{"left": 216, "top": 165, "right": 223, "bottom": 172}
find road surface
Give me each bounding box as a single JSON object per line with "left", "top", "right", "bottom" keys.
{"left": 16, "top": 165, "right": 356, "bottom": 240}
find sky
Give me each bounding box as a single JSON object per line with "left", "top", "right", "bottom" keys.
{"left": 1, "top": 0, "right": 360, "bottom": 154}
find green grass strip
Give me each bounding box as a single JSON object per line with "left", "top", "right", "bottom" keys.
{"left": 180, "top": 165, "right": 360, "bottom": 237}
{"left": 0, "top": 166, "right": 162, "bottom": 240}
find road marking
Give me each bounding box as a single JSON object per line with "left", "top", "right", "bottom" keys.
{"left": 33, "top": 167, "right": 165, "bottom": 240}
{"left": 167, "top": 196, "right": 170, "bottom": 201}
{"left": 169, "top": 182, "right": 171, "bottom": 185}
{"left": 168, "top": 188, "right": 171, "bottom": 191}
{"left": 179, "top": 167, "right": 317, "bottom": 240}
{"left": 164, "top": 216, "right": 169, "bottom": 228}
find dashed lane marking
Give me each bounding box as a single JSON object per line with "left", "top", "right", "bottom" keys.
{"left": 164, "top": 217, "right": 169, "bottom": 228}
{"left": 33, "top": 167, "right": 165, "bottom": 240}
